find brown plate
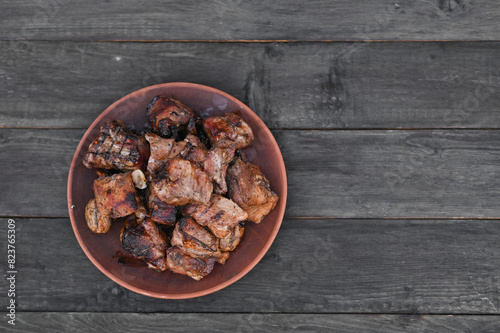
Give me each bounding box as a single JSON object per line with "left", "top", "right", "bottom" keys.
{"left": 67, "top": 82, "right": 287, "bottom": 299}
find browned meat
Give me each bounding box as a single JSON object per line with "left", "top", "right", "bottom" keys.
{"left": 203, "top": 113, "right": 254, "bottom": 149}
{"left": 120, "top": 217, "right": 169, "bottom": 271}
{"left": 181, "top": 134, "right": 207, "bottom": 166}
{"left": 83, "top": 120, "right": 149, "bottom": 171}
{"left": 219, "top": 224, "right": 245, "bottom": 252}
{"left": 184, "top": 195, "right": 247, "bottom": 238}
{"left": 166, "top": 247, "right": 216, "bottom": 280}
{"left": 144, "top": 132, "right": 186, "bottom": 173}
{"left": 85, "top": 198, "right": 111, "bottom": 233}
{"left": 148, "top": 195, "right": 177, "bottom": 226}
{"left": 147, "top": 96, "right": 194, "bottom": 137}
{"left": 216, "top": 252, "right": 230, "bottom": 265}
{"left": 171, "top": 217, "right": 221, "bottom": 258}
{"left": 204, "top": 146, "right": 235, "bottom": 194}
{"left": 149, "top": 158, "right": 213, "bottom": 206}
{"left": 93, "top": 172, "right": 139, "bottom": 219}
{"left": 227, "top": 157, "right": 278, "bottom": 223}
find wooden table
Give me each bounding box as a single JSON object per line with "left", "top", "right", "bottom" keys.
{"left": 2, "top": 1, "right": 500, "bottom": 332}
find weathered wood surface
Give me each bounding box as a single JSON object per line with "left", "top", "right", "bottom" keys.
{"left": 2, "top": 1, "right": 500, "bottom": 41}
{"left": 1, "top": 218, "right": 499, "bottom": 313}
{"left": 2, "top": 41, "right": 500, "bottom": 129}
{"left": 3, "top": 128, "right": 500, "bottom": 219}
{"left": 3, "top": 313, "right": 500, "bottom": 333}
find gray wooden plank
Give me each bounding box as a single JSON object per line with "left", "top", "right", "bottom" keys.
{"left": 2, "top": 41, "right": 500, "bottom": 129}
{"left": 2, "top": 313, "right": 500, "bottom": 333}
{"left": 3, "top": 128, "right": 500, "bottom": 218}
{"left": 1, "top": 218, "right": 500, "bottom": 314}
{"left": 2, "top": 1, "right": 500, "bottom": 41}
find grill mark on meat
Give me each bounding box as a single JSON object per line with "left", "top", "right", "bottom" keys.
{"left": 177, "top": 219, "right": 219, "bottom": 254}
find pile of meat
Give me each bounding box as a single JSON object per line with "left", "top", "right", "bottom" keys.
{"left": 82, "top": 96, "right": 279, "bottom": 280}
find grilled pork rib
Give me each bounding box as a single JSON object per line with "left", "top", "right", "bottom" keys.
{"left": 83, "top": 120, "right": 149, "bottom": 171}
{"left": 227, "top": 157, "right": 279, "bottom": 223}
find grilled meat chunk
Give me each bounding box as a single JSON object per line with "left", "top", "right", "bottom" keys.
{"left": 166, "top": 247, "right": 216, "bottom": 280}
{"left": 144, "top": 132, "right": 185, "bottom": 173}
{"left": 184, "top": 195, "right": 247, "bottom": 238}
{"left": 227, "top": 157, "right": 279, "bottom": 223}
{"left": 149, "top": 158, "right": 213, "bottom": 206}
{"left": 171, "top": 217, "right": 221, "bottom": 258}
{"left": 93, "top": 172, "right": 139, "bottom": 219}
{"left": 120, "top": 217, "right": 169, "bottom": 271}
{"left": 219, "top": 224, "right": 245, "bottom": 252}
{"left": 204, "top": 146, "right": 235, "bottom": 194}
{"left": 85, "top": 198, "right": 112, "bottom": 233}
{"left": 203, "top": 113, "right": 254, "bottom": 149}
{"left": 181, "top": 134, "right": 207, "bottom": 166}
{"left": 83, "top": 120, "right": 149, "bottom": 171}
{"left": 148, "top": 195, "right": 178, "bottom": 226}
{"left": 147, "top": 96, "right": 194, "bottom": 138}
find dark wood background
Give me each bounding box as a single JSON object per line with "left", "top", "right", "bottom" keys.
{"left": 2, "top": 1, "right": 500, "bottom": 332}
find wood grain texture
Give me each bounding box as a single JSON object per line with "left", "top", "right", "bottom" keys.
{"left": 3, "top": 313, "right": 500, "bottom": 333}
{"left": 1, "top": 218, "right": 500, "bottom": 313}
{"left": 2, "top": 129, "right": 500, "bottom": 218}
{"left": 2, "top": 1, "right": 500, "bottom": 41}
{"left": 1, "top": 41, "right": 500, "bottom": 129}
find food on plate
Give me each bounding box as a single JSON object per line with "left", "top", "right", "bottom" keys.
{"left": 120, "top": 216, "right": 169, "bottom": 271}
{"left": 171, "top": 217, "right": 221, "bottom": 259}
{"left": 82, "top": 96, "right": 279, "bottom": 280}
{"left": 83, "top": 119, "right": 149, "bottom": 171}
{"left": 184, "top": 195, "right": 247, "bottom": 238}
{"left": 219, "top": 224, "right": 245, "bottom": 252}
{"left": 93, "top": 172, "right": 139, "bottom": 219}
{"left": 148, "top": 158, "right": 213, "bottom": 206}
{"left": 147, "top": 96, "right": 194, "bottom": 138}
{"left": 166, "top": 247, "right": 216, "bottom": 281}
{"left": 85, "top": 198, "right": 111, "bottom": 233}
{"left": 227, "top": 156, "right": 279, "bottom": 223}
{"left": 203, "top": 113, "right": 254, "bottom": 149}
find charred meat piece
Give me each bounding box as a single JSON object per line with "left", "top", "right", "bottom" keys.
{"left": 148, "top": 195, "right": 178, "bottom": 226}
{"left": 93, "top": 172, "right": 139, "bottom": 219}
{"left": 120, "top": 217, "right": 169, "bottom": 271}
{"left": 166, "top": 247, "right": 216, "bottom": 280}
{"left": 181, "top": 134, "right": 207, "bottom": 166}
{"left": 184, "top": 195, "right": 247, "bottom": 238}
{"left": 147, "top": 96, "right": 194, "bottom": 138}
{"left": 219, "top": 224, "right": 245, "bottom": 252}
{"left": 203, "top": 113, "right": 254, "bottom": 149}
{"left": 171, "top": 217, "right": 221, "bottom": 258}
{"left": 85, "top": 198, "right": 112, "bottom": 233}
{"left": 227, "top": 157, "right": 279, "bottom": 223}
{"left": 204, "top": 146, "right": 235, "bottom": 194}
{"left": 144, "top": 132, "right": 185, "bottom": 173}
{"left": 83, "top": 120, "right": 149, "bottom": 171}
{"left": 149, "top": 158, "right": 213, "bottom": 206}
